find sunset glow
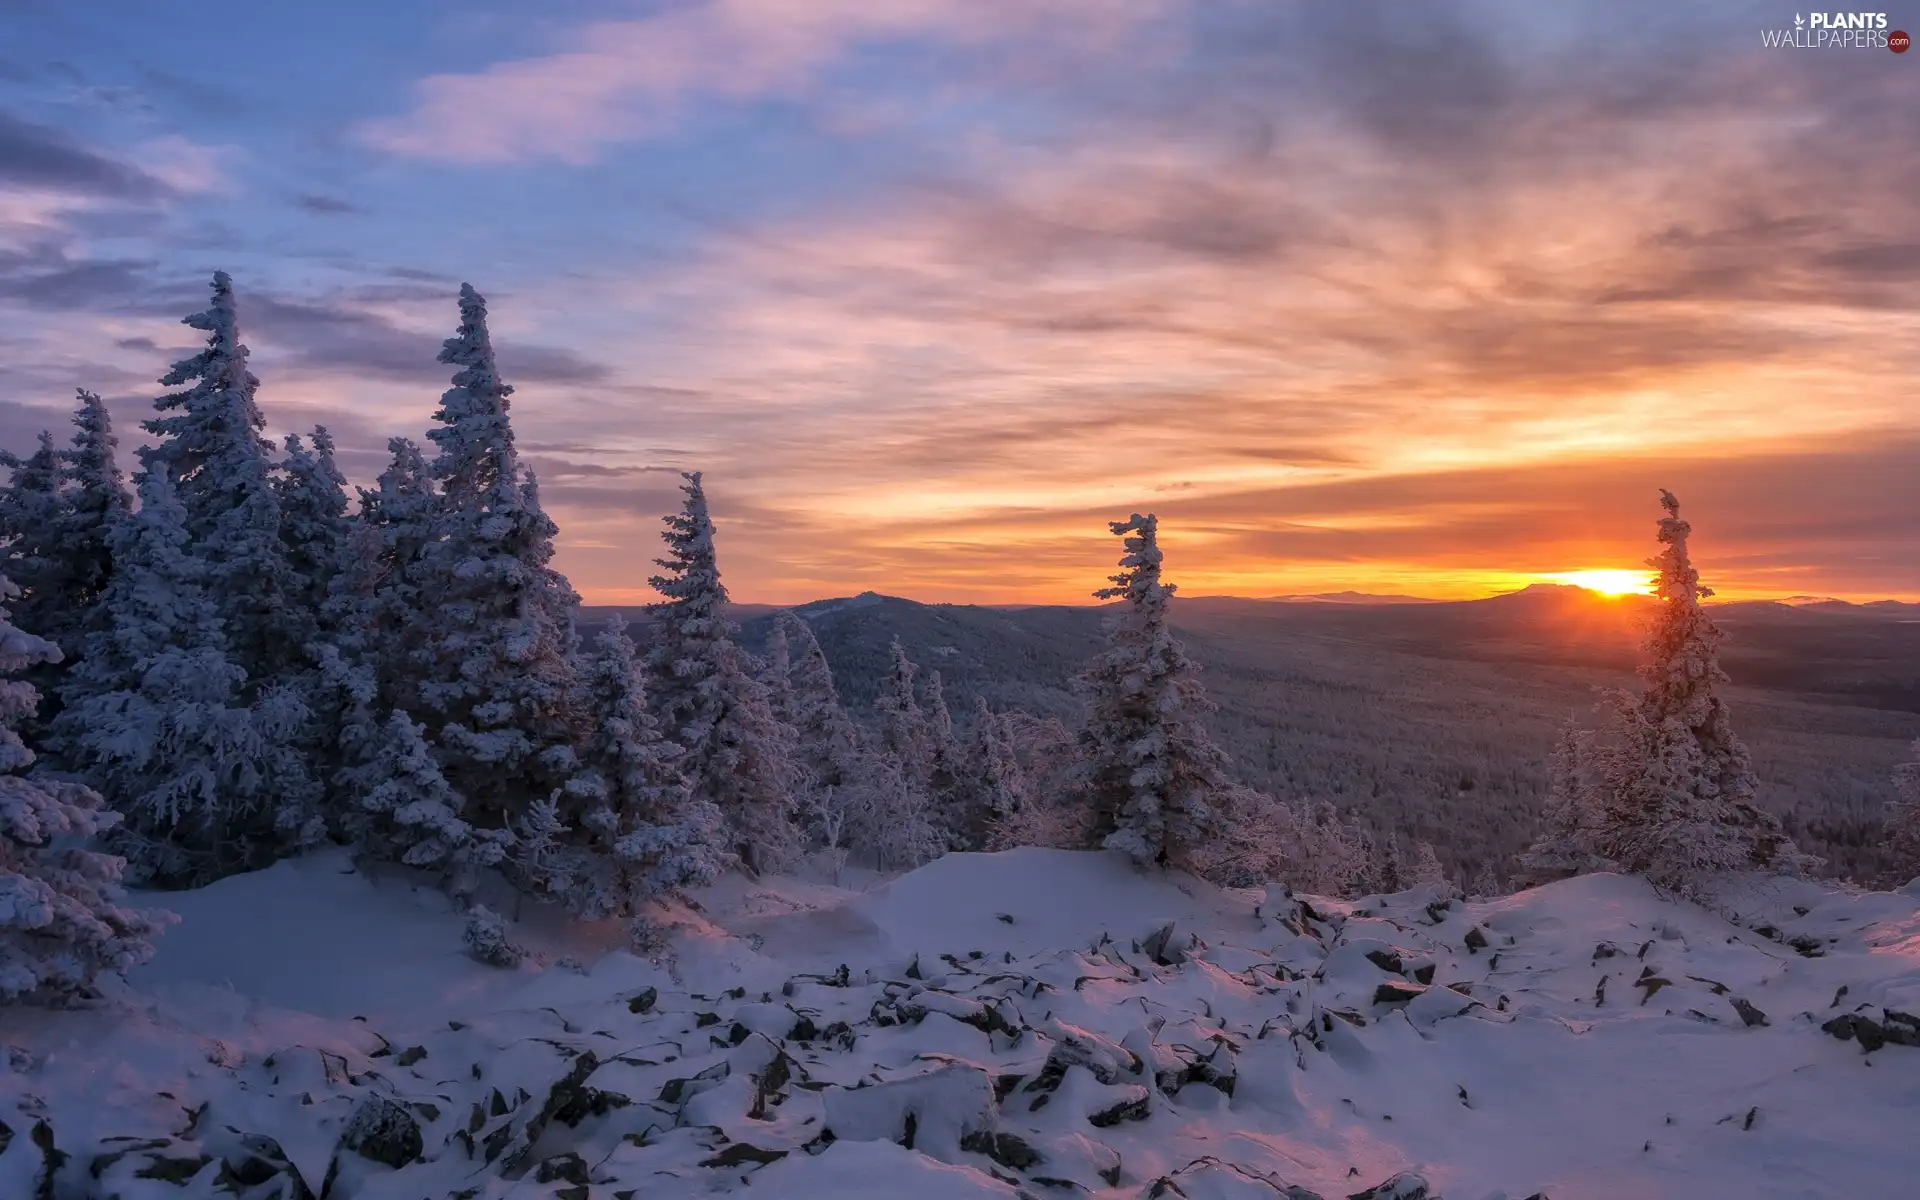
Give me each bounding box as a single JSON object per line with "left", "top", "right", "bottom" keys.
{"left": 1, "top": 4, "right": 1915, "bottom": 606}
{"left": 1547, "top": 570, "right": 1656, "bottom": 598}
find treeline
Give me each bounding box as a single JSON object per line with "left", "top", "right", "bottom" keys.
{"left": 4, "top": 274, "right": 1913, "bottom": 1005}
{"left": 0, "top": 273, "right": 1414, "bottom": 1004}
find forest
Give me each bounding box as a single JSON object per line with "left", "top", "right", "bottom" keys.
{"left": 2, "top": 273, "right": 1917, "bottom": 1006}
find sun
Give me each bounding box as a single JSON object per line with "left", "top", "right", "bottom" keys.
{"left": 1547, "top": 569, "right": 1655, "bottom": 597}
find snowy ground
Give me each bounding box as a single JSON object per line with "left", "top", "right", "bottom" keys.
{"left": 3, "top": 849, "right": 1918, "bottom": 1199}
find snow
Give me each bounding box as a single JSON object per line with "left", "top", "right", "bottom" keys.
{"left": 3, "top": 847, "right": 1917, "bottom": 1198}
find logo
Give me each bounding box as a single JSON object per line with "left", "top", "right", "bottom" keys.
{"left": 1764, "top": 11, "right": 1899, "bottom": 47}
{"left": 1805, "top": 10, "right": 1889, "bottom": 26}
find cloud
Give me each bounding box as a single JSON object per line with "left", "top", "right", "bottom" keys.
{"left": 356, "top": 0, "right": 1162, "bottom": 163}
{"left": 296, "top": 193, "right": 360, "bottom": 215}
{"left": 9, "top": 1, "right": 1918, "bottom": 605}
{"left": 242, "top": 292, "right": 612, "bottom": 387}
{"left": 0, "top": 240, "right": 169, "bottom": 311}
{"left": 0, "top": 108, "right": 168, "bottom": 199}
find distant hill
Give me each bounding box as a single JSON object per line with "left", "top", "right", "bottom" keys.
{"left": 581, "top": 587, "right": 1918, "bottom": 883}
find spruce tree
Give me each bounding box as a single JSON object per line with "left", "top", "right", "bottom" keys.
{"left": 353, "top": 711, "right": 504, "bottom": 900}
{"left": 1407, "top": 840, "right": 1449, "bottom": 889}
{"left": 550, "top": 615, "right": 724, "bottom": 916}
{"left": 1075, "top": 513, "right": 1235, "bottom": 869}
{"left": 1519, "top": 720, "right": 1611, "bottom": 882}
{"left": 275, "top": 426, "right": 353, "bottom": 641}
{"left": 357, "top": 437, "right": 438, "bottom": 710}
{"left": 647, "top": 471, "right": 732, "bottom": 758}
{"left": 54, "top": 472, "right": 317, "bottom": 885}
{"left": 0, "top": 430, "right": 65, "bottom": 644}
{"left": 52, "top": 389, "right": 132, "bottom": 658}
{"left": 412, "top": 284, "right": 581, "bottom": 826}
{"left": 1592, "top": 491, "right": 1811, "bottom": 891}
{"left": 1889, "top": 740, "right": 1920, "bottom": 885}
{"left": 701, "top": 642, "right": 803, "bottom": 874}
{"left": 778, "top": 610, "right": 861, "bottom": 795}
{"left": 759, "top": 616, "right": 794, "bottom": 725}
{"left": 843, "top": 751, "right": 944, "bottom": 870}
{"left": 0, "top": 576, "right": 171, "bottom": 1004}
{"left": 964, "top": 697, "right": 1030, "bottom": 850}
{"left": 143, "top": 271, "right": 302, "bottom": 682}
{"left": 875, "top": 637, "right": 931, "bottom": 783}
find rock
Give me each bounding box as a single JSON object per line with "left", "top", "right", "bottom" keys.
{"left": 1348, "top": 1171, "right": 1435, "bottom": 1199}
{"left": 701, "top": 1142, "right": 788, "bottom": 1168}
{"left": 1087, "top": 1086, "right": 1152, "bottom": 1127}
{"left": 1786, "top": 935, "right": 1826, "bottom": 958}
{"left": 535, "top": 1151, "right": 591, "bottom": 1185}
{"left": 1823, "top": 1009, "right": 1920, "bottom": 1052}
{"left": 1148, "top": 1158, "right": 1327, "bottom": 1199}
{"left": 960, "top": 1129, "right": 1043, "bottom": 1170}
{"left": 1730, "top": 997, "right": 1769, "bottom": 1028}
{"left": 1031, "top": 1021, "right": 1141, "bottom": 1091}
{"left": 1464, "top": 926, "right": 1489, "bottom": 953}
{"left": 1141, "top": 921, "right": 1192, "bottom": 966}
{"left": 338, "top": 1096, "right": 423, "bottom": 1169}
{"left": 824, "top": 1065, "right": 997, "bottom": 1161}
{"left": 659, "top": 1060, "right": 732, "bottom": 1107}
{"left": 1404, "top": 985, "right": 1477, "bottom": 1027}
{"left": 1373, "top": 981, "right": 1424, "bottom": 1006}
{"left": 1364, "top": 949, "right": 1405, "bottom": 974}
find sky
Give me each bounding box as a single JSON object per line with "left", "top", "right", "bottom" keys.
{"left": 1, "top": 0, "right": 1916, "bottom": 605}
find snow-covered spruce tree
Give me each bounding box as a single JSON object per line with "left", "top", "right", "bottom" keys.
{"left": 963, "top": 697, "right": 1031, "bottom": 850}
{"left": 143, "top": 271, "right": 304, "bottom": 683}
{"left": 874, "top": 637, "right": 931, "bottom": 783}
{"left": 412, "top": 284, "right": 581, "bottom": 827}
{"left": 646, "top": 474, "right": 802, "bottom": 872}
{"left": 1180, "top": 789, "right": 1300, "bottom": 890}
{"left": 701, "top": 642, "right": 803, "bottom": 874}
{"left": 777, "top": 610, "right": 861, "bottom": 797}
{"left": 0, "top": 430, "right": 66, "bottom": 648}
{"left": 0, "top": 576, "right": 171, "bottom": 1004}
{"left": 313, "top": 643, "right": 382, "bottom": 823}
{"left": 1345, "top": 825, "right": 1382, "bottom": 895}
{"left": 1299, "top": 801, "right": 1373, "bottom": 898}
{"left": 54, "top": 471, "right": 319, "bottom": 886}
{"left": 354, "top": 711, "right": 503, "bottom": 901}
{"left": 1467, "top": 863, "right": 1506, "bottom": 900}
{"left": 544, "top": 615, "right": 724, "bottom": 917}
{"left": 922, "top": 668, "right": 966, "bottom": 841}
{"left": 1886, "top": 740, "right": 1920, "bottom": 885}
{"left": 1519, "top": 719, "right": 1613, "bottom": 883}
{"left": 647, "top": 471, "right": 733, "bottom": 760}
{"left": 759, "top": 616, "right": 794, "bottom": 724}
{"left": 842, "top": 752, "right": 945, "bottom": 871}
{"left": 51, "top": 389, "right": 133, "bottom": 659}
{"left": 1590, "top": 491, "right": 1811, "bottom": 892}
{"left": 275, "top": 426, "right": 353, "bottom": 641}
{"left": 275, "top": 426, "right": 362, "bottom": 824}
{"left": 1407, "top": 839, "right": 1449, "bottom": 889}
{"left": 355, "top": 437, "right": 437, "bottom": 710}
{"left": 1075, "top": 513, "right": 1236, "bottom": 871}
{"left": 990, "top": 711, "right": 1093, "bottom": 849}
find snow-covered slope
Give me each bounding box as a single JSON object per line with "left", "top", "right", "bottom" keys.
{"left": 2, "top": 850, "right": 1917, "bottom": 1199}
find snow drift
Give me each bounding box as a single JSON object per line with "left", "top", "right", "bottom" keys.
{"left": 2, "top": 848, "right": 1917, "bottom": 1198}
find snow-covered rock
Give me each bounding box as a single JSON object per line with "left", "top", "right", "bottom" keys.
{"left": 0, "top": 848, "right": 1914, "bottom": 1198}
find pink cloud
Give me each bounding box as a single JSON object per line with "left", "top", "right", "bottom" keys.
{"left": 356, "top": 0, "right": 1162, "bottom": 163}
